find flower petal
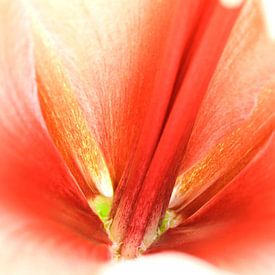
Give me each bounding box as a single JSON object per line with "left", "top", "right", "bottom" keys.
{"left": 0, "top": 211, "right": 107, "bottom": 274}
{"left": 0, "top": 0, "right": 110, "bottom": 263}
{"left": 151, "top": 133, "right": 275, "bottom": 274}
{"left": 171, "top": 0, "right": 275, "bottom": 210}
{"left": 110, "top": 0, "right": 208, "bottom": 252}
{"left": 24, "top": 0, "right": 179, "bottom": 190}
{"left": 115, "top": 0, "right": 241, "bottom": 258}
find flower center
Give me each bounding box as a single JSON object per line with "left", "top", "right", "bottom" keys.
{"left": 31, "top": 0, "right": 275, "bottom": 261}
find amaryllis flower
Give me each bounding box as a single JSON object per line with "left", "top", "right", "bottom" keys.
{"left": 0, "top": 0, "right": 274, "bottom": 274}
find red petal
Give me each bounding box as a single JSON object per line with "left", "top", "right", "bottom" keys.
{"left": 114, "top": 0, "right": 241, "bottom": 258}
{"left": 24, "top": 0, "right": 179, "bottom": 188}
{"left": 171, "top": 0, "right": 275, "bottom": 210}
{"left": 110, "top": 0, "right": 206, "bottom": 248}
{"left": 150, "top": 133, "right": 275, "bottom": 274}
{"left": 0, "top": 0, "right": 109, "bottom": 262}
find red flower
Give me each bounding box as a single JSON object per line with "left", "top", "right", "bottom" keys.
{"left": 0, "top": 0, "right": 274, "bottom": 274}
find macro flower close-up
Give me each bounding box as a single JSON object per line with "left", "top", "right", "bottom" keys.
{"left": 0, "top": 0, "right": 274, "bottom": 274}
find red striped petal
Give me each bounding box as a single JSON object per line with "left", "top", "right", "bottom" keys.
{"left": 111, "top": 0, "right": 206, "bottom": 247}
{"left": 111, "top": 0, "right": 242, "bottom": 258}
